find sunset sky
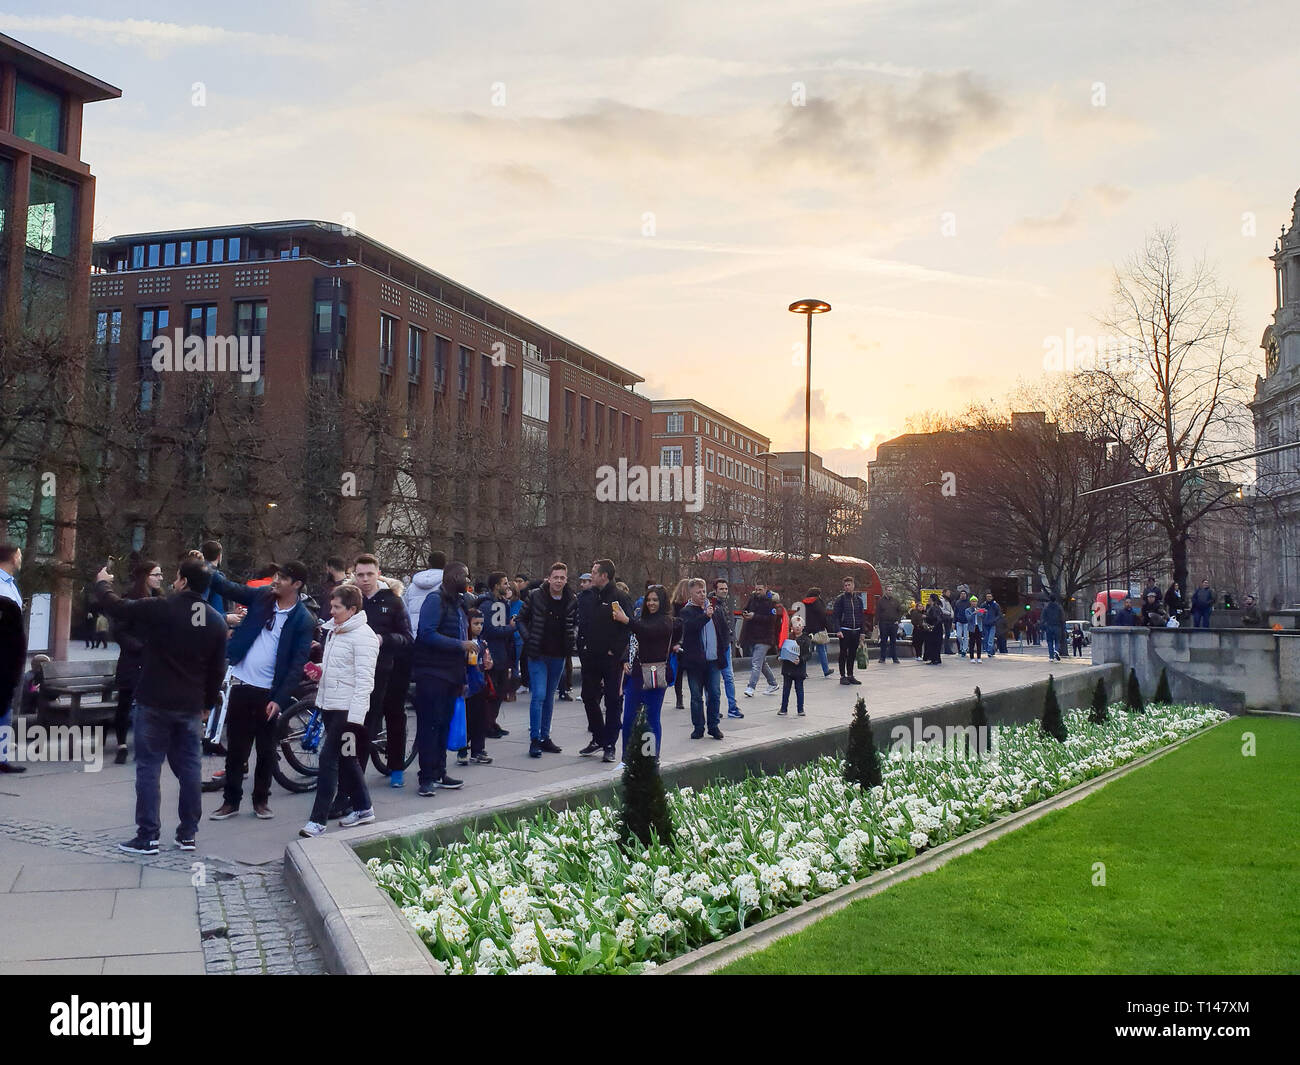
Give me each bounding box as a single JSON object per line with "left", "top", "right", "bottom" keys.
{"left": 6, "top": 1, "right": 1296, "bottom": 480}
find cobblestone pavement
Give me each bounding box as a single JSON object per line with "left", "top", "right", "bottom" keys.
{"left": 0, "top": 815, "right": 326, "bottom": 975}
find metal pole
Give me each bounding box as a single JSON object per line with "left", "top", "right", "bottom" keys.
{"left": 804, "top": 312, "right": 812, "bottom": 499}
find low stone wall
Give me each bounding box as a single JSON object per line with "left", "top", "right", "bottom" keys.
{"left": 1091, "top": 626, "right": 1299, "bottom": 712}
{"left": 286, "top": 664, "right": 1122, "bottom": 974}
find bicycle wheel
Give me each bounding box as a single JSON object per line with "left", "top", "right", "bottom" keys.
{"left": 273, "top": 699, "right": 323, "bottom": 793}
{"left": 369, "top": 689, "right": 418, "bottom": 775}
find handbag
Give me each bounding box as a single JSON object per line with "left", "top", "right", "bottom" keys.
{"left": 446, "top": 696, "right": 467, "bottom": 751}
{"left": 810, "top": 629, "right": 830, "bottom": 645}
{"left": 641, "top": 662, "right": 669, "bottom": 689}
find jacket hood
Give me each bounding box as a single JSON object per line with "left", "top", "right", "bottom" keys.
{"left": 801, "top": 596, "right": 820, "bottom": 606}
{"left": 411, "top": 568, "right": 443, "bottom": 590}
{"left": 333, "top": 612, "right": 371, "bottom": 635}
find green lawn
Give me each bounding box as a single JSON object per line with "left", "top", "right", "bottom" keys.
{"left": 723, "top": 715, "right": 1300, "bottom": 975}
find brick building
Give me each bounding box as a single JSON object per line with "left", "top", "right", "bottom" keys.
{"left": 86, "top": 219, "right": 650, "bottom": 580}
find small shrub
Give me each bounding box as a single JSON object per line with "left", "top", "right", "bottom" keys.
{"left": 1153, "top": 667, "right": 1172, "bottom": 704}
{"left": 1041, "top": 674, "right": 1067, "bottom": 742}
{"left": 1125, "top": 668, "right": 1146, "bottom": 714}
{"left": 1088, "top": 677, "right": 1109, "bottom": 724}
{"left": 843, "top": 694, "right": 883, "bottom": 789}
{"left": 616, "top": 710, "right": 673, "bottom": 852}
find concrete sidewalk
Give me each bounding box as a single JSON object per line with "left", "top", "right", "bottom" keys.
{"left": 0, "top": 647, "right": 1089, "bottom": 972}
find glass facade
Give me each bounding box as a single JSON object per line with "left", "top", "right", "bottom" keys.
{"left": 14, "top": 78, "right": 64, "bottom": 152}
{"left": 26, "top": 170, "right": 76, "bottom": 258}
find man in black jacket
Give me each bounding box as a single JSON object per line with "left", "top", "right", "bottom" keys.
{"left": 352, "top": 554, "right": 412, "bottom": 788}
{"left": 741, "top": 580, "right": 781, "bottom": 697}
{"left": 831, "top": 576, "right": 866, "bottom": 684}
{"left": 875, "top": 590, "right": 902, "bottom": 664}
{"left": 95, "top": 558, "right": 228, "bottom": 855}
{"left": 517, "top": 564, "right": 577, "bottom": 758}
{"left": 680, "top": 579, "right": 730, "bottom": 740}
{"left": 0, "top": 544, "right": 25, "bottom": 775}
{"left": 576, "top": 559, "right": 633, "bottom": 762}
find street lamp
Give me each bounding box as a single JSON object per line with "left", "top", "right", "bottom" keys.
{"left": 788, "top": 300, "right": 831, "bottom": 501}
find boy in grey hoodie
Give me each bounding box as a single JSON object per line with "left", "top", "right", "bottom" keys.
{"left": 403, "top": 551, "right": 445, "bottom": 637}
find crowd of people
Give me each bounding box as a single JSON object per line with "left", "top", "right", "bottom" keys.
{"left": 0, "top": 535, "right": 1277, "bottom": 856}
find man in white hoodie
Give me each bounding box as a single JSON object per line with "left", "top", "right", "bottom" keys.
{"left": 403, "top": 550, "right": 445, "bottom": 638}
{"left": 300, "top": 584, "right": 381, "bottom": 838}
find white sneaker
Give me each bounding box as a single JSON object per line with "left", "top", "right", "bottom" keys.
{"left": 339, "top": 808, "right": 376, "bottom": 828}
{"left": 763, "top": 685, "right": 779, "bottom": 696}
{"left": 298, "top": 821, "right": 326, "bottom": 838}
{"left": 614, "top": 762, "right": 626, "bottom": 771}
{"left": 743, "top": 688, "right": 755, "bottom": 698}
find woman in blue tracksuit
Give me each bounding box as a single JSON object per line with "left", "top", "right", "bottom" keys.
{"left": 612, "top": 584, "right": 680, "bottom": 765}
{"left": 964, "top": 596, "right": 985, "bottom": 660}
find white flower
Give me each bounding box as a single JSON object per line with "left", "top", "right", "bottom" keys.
{"left": 647, "top": 912, "right": 673, "bottom": 935}
{"left": 509, "top": 961, "right": 556, "bottom": 975}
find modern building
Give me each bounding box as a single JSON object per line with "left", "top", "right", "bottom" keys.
{"left": 0, "top": 33, "right": 120, "bottom": 657}
{"left": 1250, "top": 187, "right": 1300, "bottom": 608}
{"left": 87, "top": 219, "right": 650, "bottom": 578}
{"left": 648, "top": 399, "right": 771, "bottom": 563}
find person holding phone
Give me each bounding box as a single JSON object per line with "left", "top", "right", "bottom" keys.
{"left": 206, "top": 561, "right": 316, "bottom": 821}
{"left": 612, "top": 584, "right": 680, "bottom": 765}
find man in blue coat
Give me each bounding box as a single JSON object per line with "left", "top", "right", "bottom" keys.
{"left": 981, "top": 592, "right": 1003, "bottom": 658}
{"left": 680, "top": 578, "right": 731, "bottom": 741}
{"left": 208, "top": 561, "right": 316, "bottom": 821}
{"left": 412, "top": 561, "right": 475, "bottom": 795}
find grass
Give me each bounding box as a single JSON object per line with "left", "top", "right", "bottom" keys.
{"left": 722, "top": 715, "right": 1300, "bottom": 974}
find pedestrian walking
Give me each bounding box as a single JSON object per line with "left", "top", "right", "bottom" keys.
{"left": 741, "top": 579, "right": 782, "bottom": 696}
{"left": 1041, "top": 594, "right": 1065, "bottom": 661}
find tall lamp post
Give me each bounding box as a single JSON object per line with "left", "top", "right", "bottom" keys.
{"left": 788, "top": 300, "right": 831, "bottom": 502}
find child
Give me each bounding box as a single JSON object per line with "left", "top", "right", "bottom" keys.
{"left": 965, "top": 596, "right": 983, "bottom": 660}
{"left": 1071, "top": 626, "right": 1085, "bottom": 657}
{"left": 20, "top": 654, "right": 51, "bottom": 716}
{"left": 778, "top": 614, "right": 812, "bottom": 717}
{"left": 457, "top": 609, "right": 494, "bottom": 767}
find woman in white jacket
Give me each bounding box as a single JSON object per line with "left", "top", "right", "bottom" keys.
{"left": 300, "top": 585, "right": 381, "bottom": 838}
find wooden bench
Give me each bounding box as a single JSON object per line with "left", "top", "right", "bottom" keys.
{"left": 35, "top": 659, "right": 118, "bottom": 727}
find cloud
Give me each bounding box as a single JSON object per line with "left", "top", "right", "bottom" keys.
{"left": 0, "top": 14, "right": 333, "bottom": 58}
{"left": 1004, "top": 183, "right": 1133, "bottom": 245}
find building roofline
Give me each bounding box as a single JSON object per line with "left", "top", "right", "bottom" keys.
{"left": 92, "top": 218, "right": 644, "bottom": 387}
{"left": 649, "top": 398, "right": 771, "bottom": 442}
{"left": 0, "top": 32, "right": 121, "bottom": 101}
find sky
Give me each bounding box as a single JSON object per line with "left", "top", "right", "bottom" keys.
{"left": 5, "top": 0, "right": 1296, "bottom": 480}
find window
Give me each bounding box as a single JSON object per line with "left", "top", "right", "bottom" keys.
{"left": 14, "top": 78, "right": 64, "bottom": 152}
{"left": 458, "top": 346, "right": 471, "bottom": 397}
{"left": 235, "top": 300, "right": 267, "bottom": 338}
{"left": 434, "top": 336, "right": 449, "bottom": 391}
{"left": 564, "top": 389, "right": 575, "bottom": 433}
{"left": 163, "top": 243, "right": 176, "bottom": 266}
{"left": 131, "top": 245, "right": 145, "bottom": 269}
{"left": 195, "top": 240, "right": 208, "bottom": 264}
{"left": 523, "top": 367, "right": 549, "bottom": 420}
{"left": 693, "top": 415, "right": 699, "bottom": 432}
{"left": 408, "top": 326, "right": 424, "bottom": 382}
{"left": 594, "top": 402, "right": 604, "bottom": 443}
{"left": 661, "top": 447, "right": 683, "bottom": 468}
{"left": 147, "top": 243, "right": 161, "bottom": 268}
{"left": 25, "top": 171, "right": 76, "bottom": 257}
{"left": 622, "top": 411, "right": 630, "bottom": 447}
{"left": 228, "top": 237, "right": 242, "bottom": 261}
{"left": 139, "top": 379, "right": 160, "bottom": 412}
{"left": 706, "top": 449, "right": 715, "bottom": 472}
{"left": 314, "top": 300, "right": 332, "bottom": 333}
{"left": 138, "top": 307, "right": 169, "bottom": 342}
{"left": 635, "top": 418, "right": 642, "bottom": 455}
{"left": 667, "top": 412, "right": 684, "bottom": 433}
{"left": 186, "top": 304, "right": 218, "bottom": 337}
{"left": 501, "top": 365, "right": 513, "bottom": 412}
{"left": 609, "top": 407, "right": 618, "bottom": 448}
{"left": 211, "top": 238, "right": 225, "bottom": 263}
{"left": 480, "top": 353, "right": 493, "bottom": 406}
{"left": 579, "top": 396, "right": 590, "bottom": 440}
{"left": 95, "top": 309, "right": 122, "bottom": 347}
{"left": 179, "top": 241, "right": 192, "bottom": 265}
{"left": 338, "top": 301, "right": 348, "bottom": 337}
{"left": 379, "top": 314, "right": 397, "bottom": 373}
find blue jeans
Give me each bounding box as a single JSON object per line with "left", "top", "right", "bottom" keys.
{"left": 527, "top": 657, "right": 564, "bottom": 741}
{"left": 621, "top": 668, "right": 666, "bottom": 760}
{"left": 720, "top": 651, "right": 738, "bottom": 712}
{"left": 132, "top": 702, "right": 203, "bottom": 844}
{"left": 814, "top": 641, "right": 831, "bottom": 675}
{"left": 1192, "top": 607, "right": 1211, "bottom": 629}
{"left": 414, "top": 674, "right": 458, "bottom": 787}
{"left": 686, "top": 662, "right": 722, "bottom": 733}
{"left": 747, "top": 644, "right": 776, "bottom": 690}
{"left": 984, "top": 626, "right": 998, "bottom": 655}
{"left": 1045, "top": 630, "right": 1059, "bottom": 658}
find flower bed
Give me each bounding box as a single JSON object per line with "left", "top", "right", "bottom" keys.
{"left": 369, "top": 703, "right": 1226, "bottom": 974}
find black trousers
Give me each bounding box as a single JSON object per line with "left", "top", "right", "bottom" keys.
{"left": 222, "top": 683, "right": 277, "bottom": 808}
{"left": 309, "top": 711, "right": 371, "bottom": 824}
{"left": 559, "top": 655, "right": 573, "bottom": 695}
{"left": 380, "top": 654, "right": 410, "bottom": 773}
{"left": 114, "top": 686, "right": 134, "bottom": 747}
{"left": 486, "top": 666, "right": 509, "bottom": 730}
{"left": 464, "top": 690, "right": 488, "bottom": 755}
{"left": 581, "top": 653, "right": 624, "bottom": 748}
{"left": 838, "top": 630, "right": 861, "bottom": 676}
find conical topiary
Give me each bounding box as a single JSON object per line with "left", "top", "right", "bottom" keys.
{"left": 1153, "top": 667, "right": 1172, "bottom": 704}
{"left": 1041, "top": 674, "right": 1067, "bottom": 742}
{"left": 615, "top": 710, "right": 673, "bottom": 852}
{"left": 844, "top": 694, "right": 883, "bottom": 789}
{"left": 1088, "top": 677, "right": 1109, "bottom": 724}
{"left": 968, "top": 686, "right": 990, "bottom": 757}
{"left": 972, "top": 686, "right": 988, "bottom": 728}
{"left": 1125, "top": 668, "right": 1145, "bottom": 713}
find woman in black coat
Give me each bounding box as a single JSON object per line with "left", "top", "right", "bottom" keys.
{"left": 800, "top": 588, "right": 834, "bottom": 678}
{"left": 110, "top": 560, "right": 164, "bottom": 764}
{"left": 923, "top": 594, "right": 945, "bottom": 664}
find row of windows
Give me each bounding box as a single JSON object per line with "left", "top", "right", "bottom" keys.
{"left": 564, "top": 388, "right": 642, "bottom": 453}
{"left": 127, "top": 236, "right": 243, "bottom": 270}
{"left": 98, "top": 300, "right": 269, "bottom": 345}
{"left": 703, "top": 448, "right": 765, "bottom": 488}
{"left": 0, "top": 158, "right": 78, "bottom": 259}
{"left": 663, "top": 411, "right": 763, "bottom": 455}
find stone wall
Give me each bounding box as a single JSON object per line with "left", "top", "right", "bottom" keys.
{"left": 1091, "top": 626, "right": 1298, "bottom": 712}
